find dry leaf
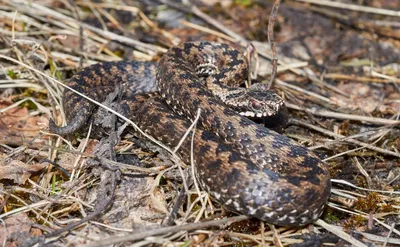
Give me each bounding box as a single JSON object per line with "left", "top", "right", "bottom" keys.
{"left": 0, "top": 212, "right": 40, "bottom": 247}
{"left": 0, "top": 101, "right": 49, "bottom": 147}
{"left": 0, "top": 153, "right": 47, "bottom": 184}
{"left": 332, "top": 82, "right": 383, "bottom": 113}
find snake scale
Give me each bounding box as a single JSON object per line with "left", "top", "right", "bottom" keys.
{"left": 50, "top": 41, "right": 331, "bottom": 226}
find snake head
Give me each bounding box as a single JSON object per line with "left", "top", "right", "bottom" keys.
{"left": 239, "top": 89, "right": 285, "bottom": 118}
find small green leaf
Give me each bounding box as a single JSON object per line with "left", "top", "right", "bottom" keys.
{"left": 7, "top": 70, "right": 17, "bottom": 79}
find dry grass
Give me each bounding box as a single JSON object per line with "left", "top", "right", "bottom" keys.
{"left": 0, "top": 0, "right": 399, "bottom": 246}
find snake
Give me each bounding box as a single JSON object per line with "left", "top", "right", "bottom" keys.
{"left": 49, "top": 41, "right": 331, "bottom": 226}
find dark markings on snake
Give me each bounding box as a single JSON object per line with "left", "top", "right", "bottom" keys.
{"left": 239, "top": 117, "right": 252, "bottom": 127}
{"left": 211, "top": 116, "right": 222, "bottom": 130}
{"left": 228, "top": 149, "right": 247, "bottom": 164}
{"left": 303, "top": 170, "right": 322, "bottom": 185}
{"left": 271, "top": 137, "right": 286, "bottom": 149}
{"left": 287, "top": 145, "right": 309, "bottom": 158}
{"left": 179, "top": 73, "right": 192, "bottom": 80}
{"left": 199, "top": 144, "right": 212, "bottom": 154}
{"left": 223, "top": 107, "right": 237, "bottom": 117}
{"left": 208, "top": 159, "right": 223, "bottom": 170}
{"left": 229, "top": 167, "right": 242, "bottom": 181}
{"left": 239, "top": 133, "right": 252, "bottom": 148}
{"left": 254, "top": 127, "right": 269, "bottom": 139}
{"left": 197, "top": 89, "right": 210, "bottom": 97}
{"left": 214, "top": 70, "right": 229, "bottom": 81}
{"left": 200, "top": 131, "right": 219, "bottom": 143}
{"left": 216, "top": 142, "right": 232, "bottom": 154}
{"left": 262, "top": 168, "right": 279, "bottom": 182}
{"left": 285, "top": 175, "right": 301, "bottom": 187}
{"left": 299, "top": 155, "right": 322, "bottom": 170}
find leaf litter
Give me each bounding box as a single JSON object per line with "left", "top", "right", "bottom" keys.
{"left": 0, "top": 0, "right": 399, "bottom": 246}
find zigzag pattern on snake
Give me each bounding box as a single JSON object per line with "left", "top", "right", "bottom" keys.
{"left": 50, "top": 41, "right": 331, "bottom": 226}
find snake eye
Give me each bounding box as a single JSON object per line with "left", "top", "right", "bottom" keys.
{"left": 251, "top": 100, "right": 262, "bottom": 110}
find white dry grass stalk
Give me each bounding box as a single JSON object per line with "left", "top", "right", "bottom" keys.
{"left": 1, "top": 1, "right": 399, "bottom": 246}
{"left": 0, "top": 191, "right": 69, "bottom": 230}
{"left": 371, "top": 70, "right": 400, "bottom": 83}
{"left": 326, "top": 177, "right": 400, "bottom": 241}
{"left": 0, "top": 97, "right": 51, "bottom": 115}
{"left": 323, "top": 145, "right": 367, "bottom": 162}
{"left": 70, "top": 122, "right": 93, "bottom": 181}
{"left": 5, "top": 0, "right": 166, "bottom": 54}
{"left": 352, "top": 157, "right": 373, "bottom": 188}
{"left": 276, "top": 79, "right": 332, "bottom": 103}
{"left": 151, "top": 167, "right": 174, "bottom": 215}
{"left": 0, "top": 54, "right": 175, "bottom": 155}
{"left": 180, "top": 20, "right": 236, "bottom": 42}
{"left": 188, "top": 109, "right": 211, "bottom": 223}
{"left": 332, "top": 179, "right": 400, "bottom": 195}
{"left": 292, "top": 118, "right": 400, "bottom": 159}
{"left": 327, "top": 202, "right": 398, "bottom": 234}
{"left": 316, "top": 219, "right": 368, "bottom": 247}
{"left": 287, "top": 104, "right": 400, "bottom": 126}
{"left": 296, "top": 0, "right": 400, "bottom": 17}
{"left": 361, "top": 230, "right": 400, "bottom": 245}
{"left": 0, "top": 218, "right": 6, "bottom": 247}
{"left": 0, "top": 79, "right": 44, "bottom": 91}
{"left": 182, "top": 191, "right": 209, "bottom": 222}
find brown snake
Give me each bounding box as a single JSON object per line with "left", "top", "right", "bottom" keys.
{"left": 50, "top": 41, "right": 331, "bottom": 226}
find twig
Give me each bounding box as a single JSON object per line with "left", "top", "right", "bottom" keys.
{"left": 324, "top": 73, "right": 400, "bottom": 84}
{"left": 5, "top": 0, "right": 166, "bottom": 55}
{"left": 315, "top": 219, "right": 368, "bottom": 247}
{"left": 160, "top": 0, "right": 309, "bottom": 80}
{"left": 82, "top": 215, "right": 250, "bottom": 247}
{"left": 331, "top": 179, "right": 400, "bottom": 195}
{"left": 0, "top": 54, "right": 176, "bottom": 158}
{"left": 286, "top": 103, "right": 400, "bottom": 126}
{"left": 19, "top": 171, "right": 117, "bottom": 247}
{"left": 276, "top": 79, "right": 332, "bottom": 103}
{"left": 360, "top": 230, "right": 400, "bottom": 245}
{"left": 158, "top": 0, "right": 245, "bottom": 43}
{"left": 162, "top": 182, "right": 189, "bottom": 226}
{"left": 352, "top": 157, "right": 372, "bottom": 188}
{"left": 270, "top": 224, "right": 283, "bottom": 247}
{"left": 173, "top": 109, "right": 201, "bottom": 154}
{"left": 267, "top": 0, "right": 281, "bottom": 89}
{"left": 291, "top": 119, "right": 400, "bottom": 158}
{"left": 296, "top": 0, "right": 400, "bottom": 17}
{"left": 179, "top": 20, "right": 236, "bottom": 42}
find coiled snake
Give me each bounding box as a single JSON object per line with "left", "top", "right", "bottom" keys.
{"left": 50, "top": 41, "right": 331, "bottom": 226}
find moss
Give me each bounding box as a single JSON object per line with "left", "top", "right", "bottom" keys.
{"left": 354, "top": 192, "right": 381, "bottom": 213}
{"left": 343, "top": 214, "right": 366, "bottom": 229}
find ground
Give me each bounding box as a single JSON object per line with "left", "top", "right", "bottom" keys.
{"left": 0, "top": 0, "right": 399, "bottom": 246}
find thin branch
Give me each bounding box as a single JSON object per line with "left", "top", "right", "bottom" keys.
{"left": 296, "top": 0, "right": 400, "bottom": 17}
{"left": 267, "top": 0, "right": 281, "bottom": 89}
{"left": 291, "top": 119, "right": 400, "bottom": 158}
{"left": 286, "top": 103, "right": 400, "bottom": 126}
{"left": 82, "top": 215, "right": 250, "bottom": 247}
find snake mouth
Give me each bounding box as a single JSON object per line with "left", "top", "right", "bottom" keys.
{"left": 239, "top": 99, "right": 285, "bottom": 118}
{"left": 240, "top": 111, "right": 272, "bottom": 118}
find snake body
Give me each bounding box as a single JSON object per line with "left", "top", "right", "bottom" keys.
{"left": 50, "top": 41, "right": 331, "bottom": 226}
